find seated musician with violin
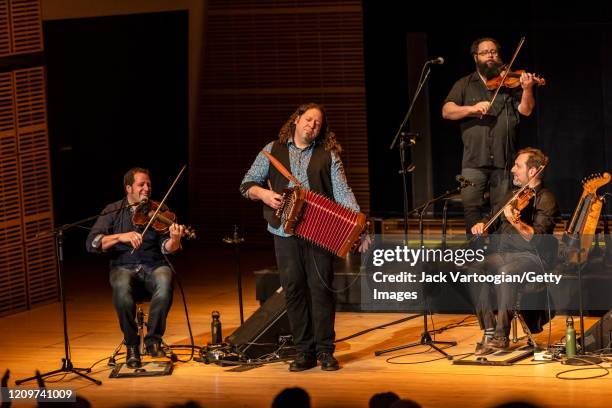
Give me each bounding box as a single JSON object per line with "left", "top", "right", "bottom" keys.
{"left": 240, "top": 103, "right": 368, "bottom": 372}
{"left": 469, "top": 147, "right": 559, "bottom": 354}
{"left": 86, "top": 167, "right": 185, "bottom": 368}
{"left": 442, "top": 37, "right": 544, "bottom": 237}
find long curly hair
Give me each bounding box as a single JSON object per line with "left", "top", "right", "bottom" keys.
{"left": 277, "top": 103, "right": 342, "bottom": 154}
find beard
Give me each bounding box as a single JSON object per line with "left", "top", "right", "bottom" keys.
{"left": 477, "top": 60, "right": 503, "bottom": 79}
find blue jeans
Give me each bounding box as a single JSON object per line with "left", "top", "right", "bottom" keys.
{"left": 460, "top": 168, "right": 512, "bottom": 234}
{"left": 109, "top": 265, "right": 173, "bottom": 346}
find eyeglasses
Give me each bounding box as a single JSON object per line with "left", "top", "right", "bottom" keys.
{"left": 476, "top": 50, "right": 498, "bottom": 57}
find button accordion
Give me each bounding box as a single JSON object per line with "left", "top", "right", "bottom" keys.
{"left": 275, "top": 186, "right": 366, "bottom": 257}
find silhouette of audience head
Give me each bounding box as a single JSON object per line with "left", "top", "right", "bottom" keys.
{"left": 272, "top": 387, "right": 310, "bottom": 408}
{"left": 492, "top": 402, "right": 543, "bottom": 408}
{"left": 369, "top": 392, "right": 400, "bottom": 408}
{"left": 389, "top": 399, "right": 422, "bottom": 408}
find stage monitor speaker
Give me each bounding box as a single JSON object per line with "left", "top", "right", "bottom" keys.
{"left": 226, "top": 287, "right": 294, "bottom": 359}
{"left": 583, "top": 310, "right": 612, "bottom": 352}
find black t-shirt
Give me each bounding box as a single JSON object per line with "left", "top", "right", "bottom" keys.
{"left": 444, "top": 72, "right": 522, "bottom": 170}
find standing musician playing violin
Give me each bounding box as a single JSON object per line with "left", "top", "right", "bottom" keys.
{"left": 468, "top": 148, "right": 559, "bottom": 355}
{"left": 86, "top": 167, "right": 185, "bottom": 369}
{"left": 442, "top": 37, "right": 541, "bottom": 237}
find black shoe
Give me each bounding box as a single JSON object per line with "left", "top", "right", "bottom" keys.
{"left": 474, "top": 334, "right": 495, "bottom": 356}
{"left": 126, "top": 345, "right": 141, "bottom": 369}
{"left": 489, "top": 336, "right": 510, "bottom": 350}
{"left": 146, "top": 342, "right": 167, "bottom": 358}
{"left": 317, "top": 352, "right": 339, "bottom": 371}
{"left": 289, "top": 353, "right": 317, "bottom": 372}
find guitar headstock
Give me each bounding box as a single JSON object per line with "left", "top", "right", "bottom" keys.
{"left": 582, "top": 172, "right": 611, "bottom": 194}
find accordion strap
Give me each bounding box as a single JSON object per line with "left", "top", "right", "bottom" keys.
{"left": 262, "top": 149, "right": 302, "bottom": 187}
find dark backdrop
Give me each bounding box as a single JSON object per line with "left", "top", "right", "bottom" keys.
{"left": 364, "top": 2, "right": 612, "bottom": 218}
{"left": 43, "top": 11, "right": 188, "bottom": 253}
{"left": 41, "top": 4, "right": 612, "bottom": 256}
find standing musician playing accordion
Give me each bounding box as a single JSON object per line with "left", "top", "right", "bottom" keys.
{"left": 240, "top": 103, "right": 369, "bottom": 372}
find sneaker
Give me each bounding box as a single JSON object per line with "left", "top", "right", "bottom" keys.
{"left": 289, "top": 353, "right": 317, "bottom": 372}
{"left": 317, "top": 352, "right": 339, "bottom": 371}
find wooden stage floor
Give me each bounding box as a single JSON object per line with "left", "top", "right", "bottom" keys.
{"left": 1, "top": 246, "right": 611, "bottom": 408}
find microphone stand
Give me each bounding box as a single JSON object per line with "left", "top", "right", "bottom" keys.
{"left": 375, "top": 61, "right": 449, "bottom": 357}
{"left": 15, "top": 214, "right": 108, "bottom": 385}
{"left": 223, "top": 225, "right": 245, "bottom": 325}
{"left": 15, "top": 202, "right": 140, "bottom": 386}
{"left": 375, "top": 181, "right": 472, "bottom": 358}
{"left": 390, "top": 61, "right": 433, "bottom": 242}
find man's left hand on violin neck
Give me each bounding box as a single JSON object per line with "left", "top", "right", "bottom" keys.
{"left": 519, "top": 71, "right": 538, "bottom": 90}
{"left": 164, "top": 223, "right": 184, "bottom": 253}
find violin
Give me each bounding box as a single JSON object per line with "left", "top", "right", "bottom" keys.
{"left": 486, "top": 68, "right": 546, "bottom": 90}
{"left": 132, "top": 200, "right": 196, "bottom": 240}
{"left": 475, "top": 165, "right": 545, "bottom": 235}
{"left": 507, "top": 188, "right": 536, "bottom": 224}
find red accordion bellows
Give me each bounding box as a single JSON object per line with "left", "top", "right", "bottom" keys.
{"left": 277, "top": 187, "right": 366, "bottom": 257}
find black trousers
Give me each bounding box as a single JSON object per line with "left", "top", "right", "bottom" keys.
{"left": 467, "top": 252, "right": 544, "bottom": 337}
{"left": 460, "top": 168, "right": 512, "bottom": 234}
{"left": 274, "top": 235, "right": 335, "bottom": 355}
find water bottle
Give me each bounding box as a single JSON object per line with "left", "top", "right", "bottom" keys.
{"left": 211, "top": 311, "right": 222, "bottom": 345}
{"left": 565, "top": 316, "right": 576, "bottom": 358}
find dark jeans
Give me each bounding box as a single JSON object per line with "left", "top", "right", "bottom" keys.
{"left": 468, "top": 252, "right": 544, "bottom": 337}
{"left": 274, "top": 235, "right": 335, "bottom": 356}
{"left": 460, "top": 168, "right": 512, "bottom": 234}
{"left": 109, "top": 264, "right": 173, "bottom": 346}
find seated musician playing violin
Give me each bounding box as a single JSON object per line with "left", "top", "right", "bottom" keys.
{"left": 86, "top": 167, "right": 184, "bottom": 368}
{"left": 240, "top": 103, "right": 368, "bottom": 372}
{"left": 469, "top": 147, "right": 559, "bottom": 354}
{"left": 442, "top": 37, "right": 542, "bottom": 238}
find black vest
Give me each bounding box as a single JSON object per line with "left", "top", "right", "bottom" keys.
{"left": 264, "top": 141, "right": 333, "bottom": 228}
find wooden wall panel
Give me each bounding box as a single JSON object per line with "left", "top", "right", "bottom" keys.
{"left": 0, "top": 2, "right": 56, "bottom": 316}
{"left": 0, "top": 73, "right": 21, "bottom": 229}
{"left": 9, "top": 0, "right": 42, "bottom": 55}
{"left": 14, "top": 66, "right": 56, "bottom": 307}
{"left": 194, "top": 0, "right": 369, "bottom": 246}
{"left": 0, "top": 138, "right": 20, "bottom": 235}
{"left": 25, "top": 235, "right": 56, "bottom": 307}
{"left": 0, "top": 244, "right": 27, "bottom": 315}
{"left": 0, "top": 0, "right": 10, "bottom": 57}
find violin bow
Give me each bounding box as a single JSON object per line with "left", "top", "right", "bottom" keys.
{"left": 484, "top": 36, "right": 526, "bottom": 115}
{"left": 131, "top": 164, "right": 187, "bottom": 253}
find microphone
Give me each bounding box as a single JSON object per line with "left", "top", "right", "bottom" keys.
{"left": 426, "top": 57, "right": 444, "bottom": 65}
{"left": 456, "top": 175, "right": 475, "bottom": 187}
{"left": 133, "top": 197, "right": 149, "bottom": 210}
